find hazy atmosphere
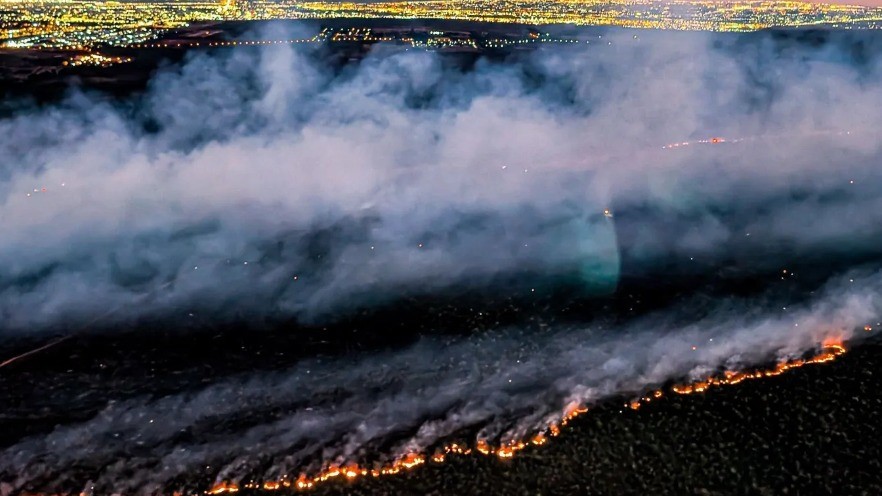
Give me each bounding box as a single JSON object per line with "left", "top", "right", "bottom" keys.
{"left": 1, "top": 25, "right": 881, "bottom": 493}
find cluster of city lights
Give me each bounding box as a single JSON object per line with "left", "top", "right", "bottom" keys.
{"left": 62, "top": 52, "right": 132, "bottom": 67}
{"left": 3, "top": 0, "right": 882, "bottom": 51}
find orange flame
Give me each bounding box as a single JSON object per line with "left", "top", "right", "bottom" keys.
{"left": 670, "top": 343, "right": 845, "bottom": 396}
{"left": 206, "top": 482, "right": 239, "bottom": 494}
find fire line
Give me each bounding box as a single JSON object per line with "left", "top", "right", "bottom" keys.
{"left": 207, "top": 340, "right": 847, "bottom": 495}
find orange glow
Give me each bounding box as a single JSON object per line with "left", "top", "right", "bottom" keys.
{"left": 476, "top": 439, "right": 492, "bottom": 455}
{"left": 206, "top": 482, "right": 239, "bottom": 494}
{"left": 295, "top": 475, "right": 314, "bottom": 490}
{"left": 671, "top": 343, "right": 845, "bottom": 396}
{"left": 211, "top": 341, "right": 846, "bottom": 493}
{"left": 496, "top": 446, "right": 515, "bottom": 458}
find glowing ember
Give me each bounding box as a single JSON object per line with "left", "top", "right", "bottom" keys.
{"left": 295, "top": 475, "right": 313, "bottom": 490}
{"left": 206, "top": 482, "right": 239, "bottom": 494}
{"left": 476, "top": 439, "right": 492, "bottom": 455}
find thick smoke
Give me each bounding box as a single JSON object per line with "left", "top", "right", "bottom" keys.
{"left": 2, "top": 29, "right": 882, "bottom": 331}
{"left": 2, "top": 26, "right": 882, "bottom": 492}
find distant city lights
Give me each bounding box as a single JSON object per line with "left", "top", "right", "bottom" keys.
{"left": 2, "top": 0, "right": 882, "bottom": 52}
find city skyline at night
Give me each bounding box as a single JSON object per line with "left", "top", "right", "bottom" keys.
{"left": 3, "top": 0, "right": 882, "bottom": 50}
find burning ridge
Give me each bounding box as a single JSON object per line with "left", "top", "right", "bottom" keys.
{"left": 203, "top": 339, "right": 849, "bottom": 495}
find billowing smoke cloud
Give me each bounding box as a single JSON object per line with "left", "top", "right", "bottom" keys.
{"left": 2, "top": 26, "right": 882, "bottom": 493}
{"left": 2, "top": 28, "right": 882, "bottom": 332}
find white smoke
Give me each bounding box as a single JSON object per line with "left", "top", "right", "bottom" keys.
{"left": 1, "top": 30, "right": 881, "bottom": 332}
